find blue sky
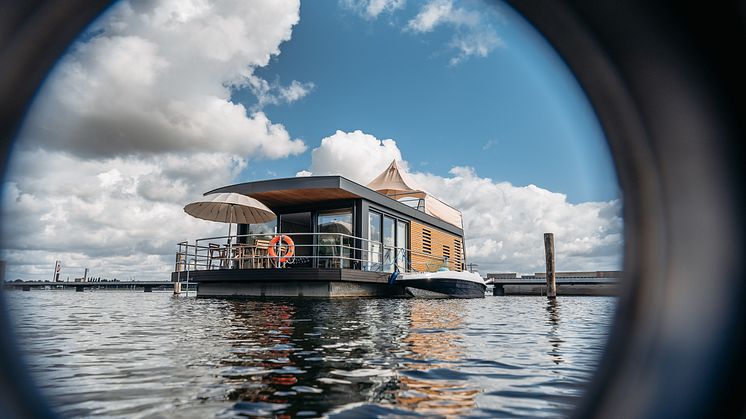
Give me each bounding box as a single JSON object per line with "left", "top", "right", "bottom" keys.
{"left": 235, "top": 1, "right": 619, "bottom": 204}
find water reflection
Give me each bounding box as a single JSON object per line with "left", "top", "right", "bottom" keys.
{"left": 546, "top": 299, "right": 565, "bottom": 365}
{"left": 8, "top": 293, "right": 615, "bottom": 418}
{"left": 397, "top": 301, "right": 479, "bottom": 417}
{"left": 218, "top": 300, "right": 411, "bottom": 418}
{"left": 216, "top": 300, "right": 482, "bottom": 417}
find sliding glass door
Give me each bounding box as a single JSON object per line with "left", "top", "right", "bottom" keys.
{"left": 382, "top": 216, "right": 395, "bottom": 272}
{"left": 396, "top": 220, "right": 408, "bottom": 271}
{"left": 317, "top": 209, "right": 353, "bottom": 268}
{"left": 367, "top": 212, "right": 382, "bottom": 271}
{"left": 367, "top": 210, "right": 408, "bottom": 272}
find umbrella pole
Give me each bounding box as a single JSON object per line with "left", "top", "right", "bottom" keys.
{"left": 228, "top": 208, "right": 234, "bottom": 268}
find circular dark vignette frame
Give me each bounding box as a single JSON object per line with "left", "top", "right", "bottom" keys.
{"left": 0, "top": 0, "right": 744, "bottom": 418}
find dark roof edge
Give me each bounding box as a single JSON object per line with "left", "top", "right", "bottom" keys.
{"left": 205, "top": 175, "right": 344, "bottom": 195}
{"left": 207, "top": 175, "right": 464, "bottom": 236}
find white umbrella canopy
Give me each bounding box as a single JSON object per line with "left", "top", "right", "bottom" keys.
{"left": 184, "top": 193, "right": 276, "bottom": 263}
{"left": 184, "top": 192, "right": 275, "bottom": 225}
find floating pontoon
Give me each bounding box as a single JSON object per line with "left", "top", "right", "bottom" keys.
{"left": 172, "top": 161, "right": 485, "bottom": 298}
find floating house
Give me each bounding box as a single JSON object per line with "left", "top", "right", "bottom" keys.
{"left": 173, "top": 161, "right": 473, "bottom": 298}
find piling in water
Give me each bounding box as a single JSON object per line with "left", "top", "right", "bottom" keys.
{"left": 544, "top": 233, "right": 557, "bottom": 299}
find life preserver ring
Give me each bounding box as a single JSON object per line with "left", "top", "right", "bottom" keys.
{"left": 268, "top": 235, "right": 295, "bottom": 263}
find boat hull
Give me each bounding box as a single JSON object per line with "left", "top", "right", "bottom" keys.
{"left": 398, "top": 275, "right": 486, "bottom": 299}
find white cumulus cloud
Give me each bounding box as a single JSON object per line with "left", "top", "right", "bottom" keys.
{"left": 19, "top": 0, "right": 307, "bottom": 159}
{"left": 300, "top": 130, "right": 623, "bottom": 274}
{"left": 340, "top": 0, "right": 406, "bottom": 19}
{"left": 245, "top": 75, "right": 315, "bottom": 110}
{"left": 406, "top": 0, "right": 479, "bottom": 32}
{"left": 2, "top": 0, "right": 306, "bottom": 281}
{"left": 406, "top": 0, "right": 504, "bottom": 65}
{"left": 2, "top": 149, "right": 243, "bottom": 281}
{"left": 342, "top": 0, "right": 504, "bottom": 65}
{"left": 305, "top": 130, "right": 404, "bottom": 183}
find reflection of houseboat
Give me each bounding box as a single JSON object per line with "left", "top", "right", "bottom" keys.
{"left": 172, "top": 161, "right": 485, "bottom": 298}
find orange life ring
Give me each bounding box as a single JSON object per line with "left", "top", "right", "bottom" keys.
{"left": 268, "top": 235, "right": 295, "bottom": 263}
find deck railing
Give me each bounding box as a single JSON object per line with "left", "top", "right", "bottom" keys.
{"left": 174, "top": 232, "right": 448, "bottom": 274}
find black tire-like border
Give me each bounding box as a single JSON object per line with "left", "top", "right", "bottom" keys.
{"left": 504, "top": 2, "right": 745, "bottom": 418}
{"left": 1, "top": 1, "right": 744, "bottom": 418}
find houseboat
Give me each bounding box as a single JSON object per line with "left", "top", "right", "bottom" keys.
{"left": 172, "top": 161, "right": 486, "bottom": 298}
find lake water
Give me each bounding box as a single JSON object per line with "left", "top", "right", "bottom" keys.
{"left": 6, "top": 291, "right": 616, "bottom": 418}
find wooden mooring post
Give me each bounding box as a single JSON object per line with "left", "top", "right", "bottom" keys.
{"left": 544, "top": 233, "right": 557, "bottom": 299}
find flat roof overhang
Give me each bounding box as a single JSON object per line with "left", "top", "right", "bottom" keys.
{"left": 206, "top": 176, "right": 464, "bottom": 236}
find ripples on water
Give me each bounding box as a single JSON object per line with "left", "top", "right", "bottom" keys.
{"left": 7, "top": 292, "right": 616, "bottom": 418}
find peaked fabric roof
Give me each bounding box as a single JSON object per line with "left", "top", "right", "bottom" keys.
{"left": 366, "top": 160, "right": 424, "bottom": 198}
{"left": 366, "top": 160, "right": 463, "bottom": 228}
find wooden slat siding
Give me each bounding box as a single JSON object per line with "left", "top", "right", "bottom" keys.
{"left": 453, "top": 239, "right": 464, "bottom": 271}
{"left": 422, "top": 228, "right": 432, "bottom": 254}
{"left": 410, "top": 220, "right": 464, "bottom": 272}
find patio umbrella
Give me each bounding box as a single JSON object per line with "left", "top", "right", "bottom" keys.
{"left": 184, "top": 193, "right": 276, "bottom": 263}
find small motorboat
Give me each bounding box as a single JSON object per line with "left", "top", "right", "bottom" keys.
{"left": 396, "top": 269, "right": 486, "bottom": 299}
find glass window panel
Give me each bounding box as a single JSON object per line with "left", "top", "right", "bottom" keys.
{"left": 383, "top": 216, "right": 395, "bottom": 272}
{"left": 367, "top": 212, "right": 381, "bottom": 271}
{"left": 318, "top": 209, "right": 353, "bottom": 269}
{"left": 396, "top": 220, "right": 407, "bottom": 271}
{"left": 248, "top": 220, "right": 276, "bottom": 239}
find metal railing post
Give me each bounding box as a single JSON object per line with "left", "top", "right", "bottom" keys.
{"left": 193, "top": 239, "right": 198, "bottom": 273}
{"left": 185, "top": 255, "right": 190, "bottom": 297}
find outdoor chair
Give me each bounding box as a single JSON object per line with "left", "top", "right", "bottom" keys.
{"left": 207, "top": 243, "right": 228, "bottom": 269}
{"left": 254, "top": 239, "right": 271, "bottom": 268}
{"left": 235, "top": 244, "right": 258, "bottom": 269}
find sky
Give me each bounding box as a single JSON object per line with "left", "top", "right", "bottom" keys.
{"left": 1, "top": 0, "right": 623, "bottom": 281}
{"left": 237, "top": 1, "right": 618, "bottom": 204}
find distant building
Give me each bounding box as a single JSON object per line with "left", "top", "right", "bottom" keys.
{"left": 489, "top": 271, "right": 623, "bottom": 280}
{"left": 486, "top": 273, "right": 518, "bottom": 279}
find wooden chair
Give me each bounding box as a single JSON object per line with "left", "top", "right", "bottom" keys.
{"left": 235, "top": 244, "right": 254, "bottom": 269}
{"left": 208, "top": 243, "right": 228, "bottom": 269}
{"left": 233, "top": 245, "right": 245, "bottom": 269}
{"left": 254, "top": 239, "right": 271, "bottom": 268}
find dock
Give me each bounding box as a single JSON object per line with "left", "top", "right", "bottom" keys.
{"left": 3, "top": 280, "right": 194, "bottom": 293}
{"left": 488, "top": 271, "right": 621, "bottom": 296}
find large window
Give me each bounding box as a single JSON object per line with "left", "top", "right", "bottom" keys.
{"left": 366, "top": 212, "right": 382, "bottom": 271}
{"left": 396, "top": 220, "right": 408, "bottom": 271}
{"left": 247, "top": 220, "right": 276, "bottom": 239}
{"left": 317, "top": 209, "right": 353, "bottom": 269}
{"left": 383, "top": 216, "right": 395, "bottom": 272}
{"left": 366, "top": 210, "right": 408, "bottom": 272}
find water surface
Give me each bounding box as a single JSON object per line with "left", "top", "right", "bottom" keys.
{"left": 7, "top": 292, "right": 615, "bottom": 418}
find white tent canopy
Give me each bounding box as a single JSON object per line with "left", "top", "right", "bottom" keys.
{"left": 367, "top": 159, "right": 424, "bottom": 198}
{"left": 366, "top": 160, "right": 463, "bottom": 228}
